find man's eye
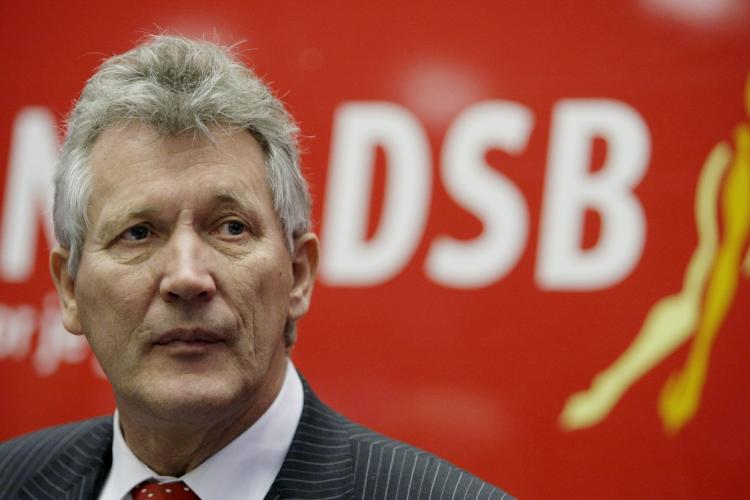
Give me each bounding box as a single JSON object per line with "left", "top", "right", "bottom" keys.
{"left": 222, "top": 220, "right": 247, "bottom": 236}
{"left": 121, "top": 225, "right": 151, "bottom": 241}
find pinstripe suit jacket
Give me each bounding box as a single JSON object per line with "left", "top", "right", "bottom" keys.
{"left": 0, "top": 379, "right": 513, "bottom": 500}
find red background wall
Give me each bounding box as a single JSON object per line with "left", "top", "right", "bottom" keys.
{"left": 1, "top": 1, "right": 749, "bottom": 498}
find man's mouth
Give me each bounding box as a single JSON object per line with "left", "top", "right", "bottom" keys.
{"left": 153, "top": 329, "right": 226, "bottom": 348}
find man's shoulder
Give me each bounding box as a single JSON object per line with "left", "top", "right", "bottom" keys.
{"left": 0, "top": 416, "right": 113, "bottom": 459}
{"left": 0, "top": 416, "right": 113, "bottom": 498}
{"left": 342, "top": 419, "right": 513, "bottom": 500}
{"left": 295, "top": 382, "right": 514, "bottom": 500}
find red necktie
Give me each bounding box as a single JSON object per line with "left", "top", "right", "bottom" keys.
{"left": 131, "top": 481, "right": 200, "bottom": 500}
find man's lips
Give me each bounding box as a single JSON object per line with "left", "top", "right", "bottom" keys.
{"left": 153, "top": 329, "right": 226, "bottom": 346}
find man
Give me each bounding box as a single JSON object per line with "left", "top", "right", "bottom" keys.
{"left": 0, "top": 36, "right": 512, "bottom": 499}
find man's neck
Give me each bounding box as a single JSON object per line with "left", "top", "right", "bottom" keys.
{"left": 116, "top": 363, "right": 287, "bottom": 476}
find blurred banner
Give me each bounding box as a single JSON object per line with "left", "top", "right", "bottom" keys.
{"left": 1, "top": 1, "right": 749, "bottom": 498}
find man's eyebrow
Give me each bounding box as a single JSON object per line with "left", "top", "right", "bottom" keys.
{"left": 95, "top": 191, "right": 260, "bottom": 237}
{"left": 96, "top": 207, "right": 160, "bottom": 238}
{"left": 211, "top": 191, "right": 265, "bottom": 230}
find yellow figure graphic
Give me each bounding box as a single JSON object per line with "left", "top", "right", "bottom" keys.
{"left": 560, "top": 75, "right": 750, "bottom": 434}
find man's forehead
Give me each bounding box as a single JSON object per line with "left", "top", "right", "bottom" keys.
{"left": 85, "top": 123, "right": 272, "bottom": 220}
{"left": 88, "top": 122, "right": 266, "bottom": 183}
{"left": 105, "top": 187, "right": 257, "bottom": 211}
{"left": 111, "top": 187, "right": 259, "bottom": 214}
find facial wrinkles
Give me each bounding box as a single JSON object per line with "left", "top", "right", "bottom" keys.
{"left": 87, "top": 129, "right": 281, "bottom": 255}
{"left": 92, "top": 195, "right": 262, "bottom": 339}
{"left": 97, "top": 190, "right": 256, "bottom": 268}
{"left": 144, "top": 210, "right": 239, "bottom": 340}
{"left": 90, "top": 130, "right": 234, "bottom": 217}
{"left": 223, "top": 254, "right": 271, "bottom": 358}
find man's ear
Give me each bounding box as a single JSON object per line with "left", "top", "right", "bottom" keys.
{"left": 50, "top": 247, "right": 83, "bottom": 335}
{"left": 288, "top": 233, "right": 320, "bottom": 321}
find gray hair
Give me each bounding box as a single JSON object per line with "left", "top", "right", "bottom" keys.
{"left": 53, "top": 35, "right": 311, "bottom": 345}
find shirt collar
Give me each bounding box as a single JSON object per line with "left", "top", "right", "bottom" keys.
{"left": 99, "top": 358, "right": 304, "bottom": 500}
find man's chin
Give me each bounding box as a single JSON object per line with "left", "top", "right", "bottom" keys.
{"left": 120, "top": 375, "right": 252, "bottom": 423}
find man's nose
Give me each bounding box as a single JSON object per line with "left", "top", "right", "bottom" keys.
{"left": 159, "top": 230, "right": 216, "bottom": 302}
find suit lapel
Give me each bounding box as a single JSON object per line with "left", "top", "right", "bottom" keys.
{"left": 266, "top": 379, "right": 355, "bottom": 499}
{"left": 20, "top": 417, "right": 113, "bottom": 500}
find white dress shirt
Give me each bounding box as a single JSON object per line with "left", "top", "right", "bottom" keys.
{"left": 98, "top": 358, "right": 304, "bottom": 500}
